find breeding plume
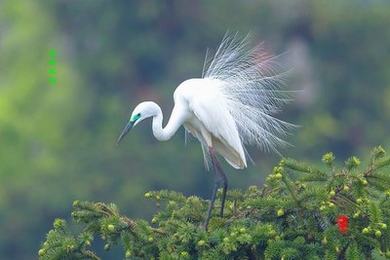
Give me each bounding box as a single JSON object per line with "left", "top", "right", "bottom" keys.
{"left": 117, "top": 34, "right": 295, "bottom": 229}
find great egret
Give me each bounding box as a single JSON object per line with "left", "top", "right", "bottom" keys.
{"left": 117, "top": 33, "right": 295, "bottom": 229}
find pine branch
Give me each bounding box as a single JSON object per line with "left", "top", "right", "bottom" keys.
{"left": 39, "top": 147, "right": 390, "bottom": 259}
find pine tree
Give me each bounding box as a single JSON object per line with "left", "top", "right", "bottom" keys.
{"left": 39, "top": 146, "right": 390, "bottom": 259}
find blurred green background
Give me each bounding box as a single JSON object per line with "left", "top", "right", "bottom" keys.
{"left": 0, "top": 0, "right": 389, "bottom": 258}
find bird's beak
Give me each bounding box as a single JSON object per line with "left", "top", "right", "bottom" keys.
{"left": 116, "top": 120, "right": 135, "bottom": 145}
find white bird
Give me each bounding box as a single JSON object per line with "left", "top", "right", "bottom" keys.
{"left": 117, "top": 33, "right": 296, "bottom": 229}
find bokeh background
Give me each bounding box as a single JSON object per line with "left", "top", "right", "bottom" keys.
{"left": 1, "top": 0, "right": 390, "bottom": 258}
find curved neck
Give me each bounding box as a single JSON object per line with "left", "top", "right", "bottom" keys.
{"left": 152, "top": 104, "right": 185, "bottom": 141}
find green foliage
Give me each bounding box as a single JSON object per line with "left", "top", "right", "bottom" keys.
{"left": 40, "top": 147, "right": 390, "bottom": 259}
{"left": 2, "top": 1, "right": 390, "bottom": 258}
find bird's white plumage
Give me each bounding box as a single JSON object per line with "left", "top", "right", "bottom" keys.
{"left": 175, "top": 33, "right": 295, "bottom": 169}
{"left": 175, "top": 78, "right": 247, "bottom": 170}
{"left": 127, "top": 33, "right": 295, "bottom": 171}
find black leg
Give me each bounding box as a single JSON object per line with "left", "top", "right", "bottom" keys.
{"left": 212, "top": 152, "right": 228, "bottom": 217}
{"left": 219, "top": 174, "right": 228, "bottom": 217}
{"left": 203, "top": 147, "right": 229, "bottom": 230}
{"left": 203, "top": 180, "right": 218, "bottom": 230}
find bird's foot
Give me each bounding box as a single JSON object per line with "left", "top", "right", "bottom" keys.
{"left": 202, "top": 212, "right": 212, "bottom": 231}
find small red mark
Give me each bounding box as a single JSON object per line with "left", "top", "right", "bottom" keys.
{"left": 336, "top": 215, "right": 349, "bottom": 234}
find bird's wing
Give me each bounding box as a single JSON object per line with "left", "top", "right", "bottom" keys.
{"left": 187, "top": 83, "right": 247, "bottom": 169}
{"left": 203, "top": 32, "right": 297, "bottom": 154}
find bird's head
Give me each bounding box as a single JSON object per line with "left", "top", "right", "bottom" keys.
{"left": 116, "top": 101, "right": 160, "bottom": 144}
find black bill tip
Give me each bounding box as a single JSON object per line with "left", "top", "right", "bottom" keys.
{"left": 116, "top": 121, "right": 134, "bottom": 145}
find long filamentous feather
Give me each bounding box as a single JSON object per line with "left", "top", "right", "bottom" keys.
{"left": 203, "top": 33, "right": 296, "bottom": 154}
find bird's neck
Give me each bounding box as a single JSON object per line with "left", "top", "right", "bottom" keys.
{"left": 152, "top": 104, "right": 185, "bottom": 141}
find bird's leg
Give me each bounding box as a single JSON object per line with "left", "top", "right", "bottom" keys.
{"left": 203, "top": 147, "right": 229, "bottom": 230}
{"left": 203, "top": 173, "right": 218, "bottom": 230}
{"left": 217, "top": 165, "right": 228, "bottom": 217}
{"left": 211, "top": 151, "right": 228, "bottom": 217}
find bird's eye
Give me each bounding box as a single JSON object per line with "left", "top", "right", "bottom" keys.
{"left": 131, "top": 113, "right": 141, "bottom": 122}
